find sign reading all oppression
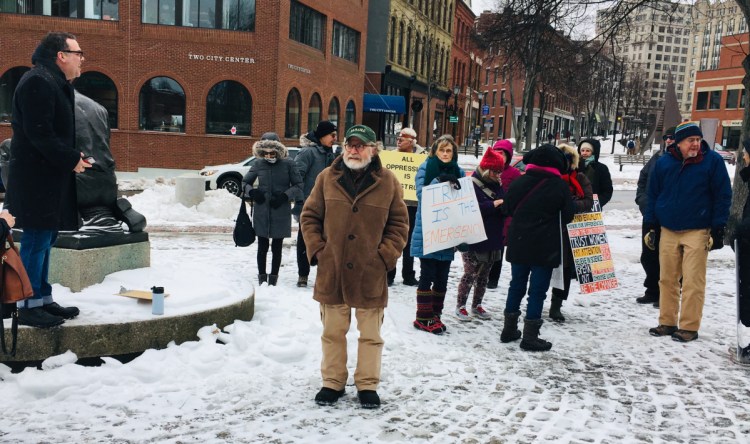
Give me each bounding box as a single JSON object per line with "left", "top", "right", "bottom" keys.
{"left": 566, "top": 197, "right": 618, "bottom": 294}
{"left": 380, "top": 150, "right": 427, "bottom": 202}
{"left": 420, "top": 176, "right": 487, "bottom": 254}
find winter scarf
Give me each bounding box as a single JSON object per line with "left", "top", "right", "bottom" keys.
{"left": 423, "top": 155, "right": 462, "bottom": 187}
{"left": 562, "top": 170, "right": 584, "bottom": 198}
{"left": 525, "top": 163, "right": 561, "bottom": 177}
{"left": 584, "top": 157, "right": 595, "bottom": 167}
{"left": 668, "top": 145, "right": 704, "bottom": 170}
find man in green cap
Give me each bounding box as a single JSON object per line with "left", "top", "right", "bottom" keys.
{"left": 301, "top": 124, "right": 408, "bottom": 409}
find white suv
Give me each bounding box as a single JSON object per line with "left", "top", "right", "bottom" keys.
{"left": 200, "top": 147, "right": 301, "bottom": 196}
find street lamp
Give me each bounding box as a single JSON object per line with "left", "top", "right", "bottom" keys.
{"left": 451, "top": 85, "right": 460, "bottom": 138}
{"left": 475, "top": 91, "right": 484, "bottom": 157}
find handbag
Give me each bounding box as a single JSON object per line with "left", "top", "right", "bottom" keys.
{"left": 0, "top": 233, "right": 34, "bottom": 356}
{"left": 233, "top": 198, "right": 256, "bottom": 247}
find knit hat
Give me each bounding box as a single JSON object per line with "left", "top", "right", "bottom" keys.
{"left": 522, "top": 144, "right": 566, "bottom": 174}
{"left": 674, "top": 121, "right": 702, "bottom": 144}
{"left": 260, "top": 132, "right": 280, "bottom": 141}
{"left": 345, "top": 124, "right": 377, "bottom": 144}
{"left": 313, "top": 120, "right": 337, "bottom": 139}
{"left": 663, "top": 126, "right": 676, "bottom": 138}
{"left": 492, "top": 139, "right": 513, "bottom": 155}
{"left": 480, "top": 147, "right": 506, "bottom": 172}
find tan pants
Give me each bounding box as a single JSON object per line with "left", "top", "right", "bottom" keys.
{"left": 658, "top": 228, "right": 711, "bottom": 331}
{"left": 320, "top": 303, "right": 384, "bottom": 391}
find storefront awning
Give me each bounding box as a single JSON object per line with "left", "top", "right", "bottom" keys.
{"left": 363, "top": 94, "right": 406, "bottom": 114}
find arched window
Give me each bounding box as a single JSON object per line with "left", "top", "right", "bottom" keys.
{"left": 74, "top": 71, "right": 119, "bottom": 129}
{"left": 307, "top": 93, "right": 322, "bottom": 132}
{"left": 139, "top": 76, "right": 186, "bottom": 132}
{"left": 0, "top": 66, "right": 30, "bottom": 123}
{"left": 328, "top": 97, "right": 340, "bottom": 128}
{"left": 285, "top": 88, "right": 301, "bottom": 139}
{"left": 389, "top": 17, "right": 396, "bottom": 61}
{"left": 345, "top": 100, "right": 356, "bottom": 133}
{"left": 406, "top": 27, "right": 412, "bottom": 70}
{"left": 206, "top": 80, "right": 252, "bottom": 136}
{"left": 398, "top": 21, "right": 404, "bottom": 65}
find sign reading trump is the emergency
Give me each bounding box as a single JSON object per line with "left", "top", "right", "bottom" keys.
{"left": 379, "top": 150, "right": 427, "bottom": 202}
{"left": 420, "top": 176, "right": 487, "bottom": 254}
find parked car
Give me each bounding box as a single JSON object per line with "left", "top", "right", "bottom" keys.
{"left": 510, "top": 154, "right": 526, "bottom": 172}
{"left": 713, "top": 143, "right": 736, "bottom": 165}
{"left": 200, "top": 147, "right": 301, "bottom": 195}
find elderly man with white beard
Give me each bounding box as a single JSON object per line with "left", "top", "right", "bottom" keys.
{"left": 301, "top": 124, "right": 409, "bottom": 409}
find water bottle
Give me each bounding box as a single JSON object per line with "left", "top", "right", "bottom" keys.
{"left": 151, "top": 286, "right": 164, "bottom": 315}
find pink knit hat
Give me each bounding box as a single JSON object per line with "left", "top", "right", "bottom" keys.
{"left": 492, "top": 139, "right": 513, "bottom": 156}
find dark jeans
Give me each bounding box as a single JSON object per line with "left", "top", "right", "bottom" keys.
{"left": 17, "top": 228, "right": 58, "bottom": 309}
{"left": 505, "top": 263, "right": 553, "bottom": 320}
{"left": 297, "top": 229, "right": 310, "bottom": 277}
{"left": 388, "top": 206, "right": 417, "bottom": 281}
{"left": 641, "top": 224, "right": 661, "bottom": 298}
{"left": 417, "top": 258, "right": 451, "bottom": 293}
{"left": 258, "top": 237, "right": 283, "bottom": 275}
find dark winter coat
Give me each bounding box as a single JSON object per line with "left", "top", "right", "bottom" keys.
{"left": 295, "top": 132, "right": 336, "bottom": 201}
{"left": 7, "top": 53, "right": 81, "bottom": 230}
{"left": 300, "top": 155, "right": 409, "bottom": 309}
{"left": 560, "top": 171, "right": 594, "bottom": 268}
{"left": 737, "top": 166, "right": 750, "bottom": 244}
{"left": 242, "top": 141, "right": 303, "bottom": 239}
{"left": 503, "top": 169, "right": 575, "bottom": 268}
{"left": 468, "top": 169, "right": 504, "bottom": 253}
{"left": 645, "top": 140, "right": 731, "bottom": 231}
{"left": 635, "top": 148, "right": 664, "bottom": 215}
{"left": 577, "top": 138, "right": 613, "bottom": 207}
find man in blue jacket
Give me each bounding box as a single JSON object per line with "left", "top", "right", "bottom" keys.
{"left": 644, "top": 121, "right": 732, "bottom": 342}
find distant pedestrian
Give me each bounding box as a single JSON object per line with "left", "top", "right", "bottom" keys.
{"left": 294, "top": 120, "right": 337, "bottom": 288}
{"left": 577, "top": 138, "right": 613, "bottom": 207}
{"left": 634, "top": 126, "right": 674, "bottom": 307}
{"left": 455, "top": 148, "right": 505, "bottom": 322}
{"left": 500, "top": 144, "right": 574, "bottom": 351}
{"left": 242, "top": 135, "right": 303, "bottom": 286}
{"left": 301, "top": 124, "right": 408, "bottom": 409}
{"left": 645, "top": 121, "right": 731, "bottom": 342}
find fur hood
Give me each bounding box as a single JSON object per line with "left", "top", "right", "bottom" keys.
{"left": 253, "top": 139, "right": 287, "bottom": 159}
{"left": 299, "top": 132, "right": 320, "bottom": 148}
{"left": 558, "top": 143, "right": 580, "bottom": 171}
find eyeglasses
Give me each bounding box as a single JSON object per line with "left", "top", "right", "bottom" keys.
{"left": 344, "top": 142, "right": 372, "bottom": 152}
{"left": 662, "top": 135, "right": 674, "bottom": 141}
{"left": 259, "top": 150, "right": 276, "bottom": 157}
{"left": 61, "top": 50, "right": 84, "bottom": 57}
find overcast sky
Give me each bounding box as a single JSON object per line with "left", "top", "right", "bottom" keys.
{"left": 471, "top": 0, "right": 497, "bottom": 15}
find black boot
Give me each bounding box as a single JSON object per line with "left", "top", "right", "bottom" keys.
{"left": 17, "top": 307, "right": 65, "bottom": 328}
{"left": 42, "top": 302, "right": 79, "bottom": 320}
{"left": 549, "top": 296, "right": 565, "bottom": 323}
{"left": 500, "top": 311, "right": 522, "bottom": 343}
{"left": 403, "top": 273, "right": 419, "bottom": 286}
{"left": 268, "top": 275, "right": 278, "bottom": 286}
{"left": 258, "top": 274, "right": 268, "bottom": 285}
{"left": 636, "top": 293, "right": 659, "bottom": 304}
{"left": 520, "top": 318, "right": 552, "bottom": 351}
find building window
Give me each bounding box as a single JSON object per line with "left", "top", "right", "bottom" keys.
{"left": 709, "top": 90, "right": 721, "bottom": 110}
{"left": 328, "top": 97, "right": 340, "bottom": 128}
{"left": 285, "top": 88, "right": 301, "bottom": 139}
{"left": 139, "top": 76, "right": 186, "bottom": 132}
{"left": 1, "top": 0, "right": 119, "bottom": 20}
{"left": 0, "top": 66, "right": 30, "bottom": 123}
{"left": 289, "top": 0, "right": 325, "bottom": 50}
{"left": 696, "top": 91, "right": 708, "bottom": 110}
{"left": 345, "top": 99, "right": 356, "bottom": 133}
{"left": 205, "top": 80, "right": 251, "bottom": 136}
{"left": 74, "top": 71, "right": 118, "bottom": 129}
{"left": 332, "top": 21, "right": 359, "bottom": 63}
{"left": 726, "top": 89, "right": 740, "bottom": 109}
{"left": 308, "top": 93, "right": 322, "bottom": 132}
{"left": 141, "top": 0, "right": 255, "bottom": 30}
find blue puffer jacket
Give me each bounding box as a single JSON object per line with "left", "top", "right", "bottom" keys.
{"left": 645, "top": 140, "right": 731, "bottom": 231}
{"left": 410, "top": 161, "right": 465, "bottom": 260}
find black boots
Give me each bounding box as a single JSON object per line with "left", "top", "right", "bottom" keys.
{"left": 268, "top": 275, "right": 278, "bottom": 286}
{"left": 500, "top": 311, "right": 522, "bottom": 343}
{"left": 520, "top": 318, "right": 552, "bottom": 351}
{"left": 549, "top": 296, "right": 565, "bottom": 322}
{"left": 314, "top": 387, "right": 345, "bottom": 406}
{"left": 297, "top": 275, "right": 308, "bottom": 287}
{"left": 17, "top": 307, "right": 65, "bottom": 328}
{"left": 258, "top": 274, "right": 267, "bottom": 285}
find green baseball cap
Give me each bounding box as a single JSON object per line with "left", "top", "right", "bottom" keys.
{"left": 345, "top": 124, "right": 377, "bottom": 144}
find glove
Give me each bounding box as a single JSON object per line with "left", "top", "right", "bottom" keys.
{"left": 643, "top": 226, "right": 659, "bottom": 251}
{"left": 269, "top": 192, "right": 288, "bottom": 209}
{"left": 252, "top": 190, "right": 266, "bottom": 204}
{"left": 456, "top": 243, "right": 469, "bottom": 252}
{"left": 710, "top": 226, "right": 725, "bottom": 251}
{"left": 437, "top": 174, "right": 461, "bottom": 190}
{"left": 242, "top": 184, "right": 254, "bottom": 200}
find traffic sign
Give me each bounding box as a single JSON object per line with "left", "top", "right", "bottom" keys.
{"left": 449, "top": 116, "right": 458, "bottom": 123}
{"left": 482, "top": 105, "right": 490, "bottom": 115}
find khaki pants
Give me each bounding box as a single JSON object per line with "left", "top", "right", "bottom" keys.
{"left": 658, "top": 228, "right": 711, "bottom": 331}
{"left": 320, "top": 303, "right": 384, "bottom": 391}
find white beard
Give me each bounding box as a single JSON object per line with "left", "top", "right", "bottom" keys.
{"left": 343, "top": 157, "right": 372, "bottom": 170}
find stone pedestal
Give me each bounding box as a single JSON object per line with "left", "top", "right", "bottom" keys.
{"left": 175, "top": 174, "right": 206, "bottom": 207}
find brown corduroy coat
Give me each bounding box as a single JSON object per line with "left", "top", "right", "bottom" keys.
{"left": 300, "top": 155, "right": 409, "bottom": 308}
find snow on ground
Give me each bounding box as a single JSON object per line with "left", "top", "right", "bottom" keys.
{"left": 1, "top": 159, "right": 747, "bottom": 443}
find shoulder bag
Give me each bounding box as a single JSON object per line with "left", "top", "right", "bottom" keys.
{"left": 233, "top": 199, "right": 256, "bottom": 247}
{"left": 0, "top": 233, "right": 34, "bottom": 356}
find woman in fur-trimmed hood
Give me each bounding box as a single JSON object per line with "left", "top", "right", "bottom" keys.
{"left": 242, "top": 139, "right": 303, "bottom": 286}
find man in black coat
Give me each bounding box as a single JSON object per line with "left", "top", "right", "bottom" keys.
{"left": 7, "top": 32, "right": 91, "bottom": 328}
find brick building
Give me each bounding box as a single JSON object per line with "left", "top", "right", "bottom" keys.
{"left": 0, "top": 1, "right": 367, "bottom": 171}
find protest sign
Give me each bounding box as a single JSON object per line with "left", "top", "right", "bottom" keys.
{"left": 566, "top": 197, "right": 618, "bottom": 294}
{"left": 379, "top": 150, "right": 427, "bottom": 202}
{"left": 420, "top": 176, "right": 487, "bottom": 254}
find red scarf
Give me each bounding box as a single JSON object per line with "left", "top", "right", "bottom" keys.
{"left": 561, "top": 171, "right": 584, "bottom": 198}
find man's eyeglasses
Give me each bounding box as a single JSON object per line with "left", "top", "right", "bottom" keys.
{"left": 259, "top": 150, "right": 277, "bottom": 157}
{"left": 344, "top": 142, "right": 372, "bottom": 152}
{"left": 61, "top": 50, "right": 84, "bottom": 57}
